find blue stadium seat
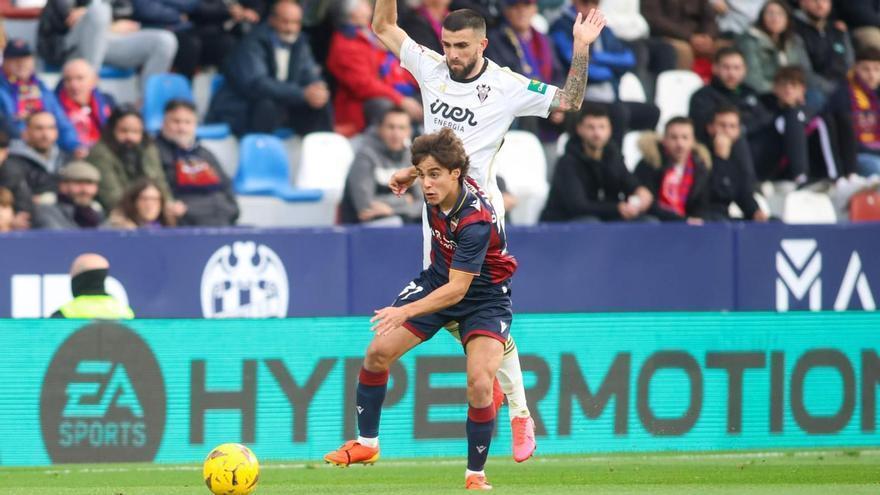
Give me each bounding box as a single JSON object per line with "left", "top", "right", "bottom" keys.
{"left": 234, "top": 134, "right": 322, "bottom": 202}
{"left": 144, "top": 73, "right": 231, "bottom": 139}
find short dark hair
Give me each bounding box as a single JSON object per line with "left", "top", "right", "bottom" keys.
{"left": 856, "top": 46, "right": 880, "bottom": 63}
{"left": 380, "top": 105, "right": 409, "bottom": 124}
{"left": 773, "top": 66, "right": 806, "bottom": 86}
{"left": 443, "top": 9, "right": 486, "bottom": 36}
{"left": 714, "top": 46, "right": 745, "bottom": 64}
{"left": 665, "top": 116, "right": 694, "bottom": 133}
{"left": 411, "top": 128, "right": 470, "bottom": 181}
{"left": 164, "top": 99, "right": 196, "bottom": 115}
{"left": 713, "top": 103, "right": 741, "bottom": 119}
{"left": 578, "top": 103, "right": 610, "bottom": 122}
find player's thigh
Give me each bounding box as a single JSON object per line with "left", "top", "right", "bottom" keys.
{"left": 464, "top": 335, "right": 504, "bottom": 405}
{"left": 365, "top": 325, "right": 422, "bottom": 369}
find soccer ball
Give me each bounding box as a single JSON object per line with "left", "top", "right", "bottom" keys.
{"left": 203, "top": 443, "right": 260, "bottom": 495}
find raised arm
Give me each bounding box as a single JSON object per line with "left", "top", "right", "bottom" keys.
{"left": 372, "top": 0, "right": 408, "bottom": 57}
{"left": 550, "top": 9, "right": 606, "bottom": 112}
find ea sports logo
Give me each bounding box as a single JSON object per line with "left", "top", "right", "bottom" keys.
{"left": 40, "top": 322, "right": 166, "bottom": 463}
{"left": 201, "top": 242, "right": 289, "bottom": 318}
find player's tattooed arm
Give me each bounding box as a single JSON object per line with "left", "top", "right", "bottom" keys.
{"left": 551, "top": 49, "right": 591, "bottom": 112}
{"left": 550, "top": 8, "right": 606, "bottom": 113}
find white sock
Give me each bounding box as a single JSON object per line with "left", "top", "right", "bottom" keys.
{"left": 357, "top": 436, "right": 378, "bottom": 448}
{"left": 465, "top": 469, "right": 485, "bottom": 479}
{"left": 496, "top": 337, "right": 530, "bottom": 421}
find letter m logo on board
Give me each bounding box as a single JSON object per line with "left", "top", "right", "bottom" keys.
{"left": 776, "top": 239, "right": 821, "bottom": 312}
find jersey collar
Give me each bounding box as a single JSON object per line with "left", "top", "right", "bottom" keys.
{"left": 449, "top": 58, "right": 489, "bottom": 84}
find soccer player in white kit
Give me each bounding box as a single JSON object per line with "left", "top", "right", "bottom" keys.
{"left": 373, "top": 0, "right": 605, "bottom": 464}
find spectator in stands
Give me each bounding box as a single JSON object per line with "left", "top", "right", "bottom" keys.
{"left": 541, "top": 105, "right": 653, "bottom": 222}
{"left": 735, "top": 0, "right": 813, "bottom": 96}
{"left": 598, "top": 0, "right": 676, "bottom": 100}
{"left": 156, "top": 100, "right": 239, "bottom": 226}
{"left": 207, "top": 0, "right": 332, "bottom": 137}
{"left": 0, "top": 129, "right": 32, "bottom": 229}
{"left": 86, "top": 106, "right": 177, "bottom": 213}
{"left": 131, "top": 0, "right": 204, "bottom": 80}
{"left": 0, "top": 186, "right": 13, "bottom": 233}
{"left": 105, "top": 177, "right": 176, "bottom": 229}
{"left": 399, "top": 0, "right": 493, "bottom": 54}
{"left": 834, "top": 1, "right": 880, "bottom": 51}
{"left": 56, "top": 59, "right": 114, "bottom": 151}
{"left": 190, "top": 1, "right": 267, "bottom": 70}
{"left": 793, "top": 0, "right": 853, "bottom": 96}
{"left": 5, "top": 112, "right": 69, "bottom": 213}
{"left": 755, "top": 66, "right": 845, "bottom": 181}
{"left": 37, "top": 0, "right": 178, "bottom": 84}
{"left": 689, "top": 47, "right": 772, "bottom": 146}
{"left": 551, "top": 0, "right": 661, "bottom": 146}
{"left": 712, "top": 0, "right": 765, "bottom": 36}
{"left": 34, "top": 160, "right": 104, "bottom": 229}
{"left": 827, "top": 47, "right": 880, "bottom": 177}
{"left": 641, "top": 0, "right": 718, "bottom": 75}
{"left": 51, "top": 253, "right": 134, "bottom": 319}
{"left": 340, "top": 106, "right": 422, "bottom": 225}
{"left": 704, "top": 104, "right": 767, "bottom": 221}
{"left": 327, "top": 0, "right": 421, "bottom": 138}
{"left": 635, "top": 117, "right": 710, "bottom": 222}
{"left": 0, "top": 39, "right": 81, "bottom": 154}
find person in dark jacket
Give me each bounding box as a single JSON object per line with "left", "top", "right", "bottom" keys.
{"left": 206, "top": 0, "right": 332, "bottom": 136}
{"left": 541, "top": 105, "right": 653, "bottom": 222}
{"left": 340, "top": 107, "right": 422, "bottom": 225}
{"left": 4, "top": 112, "right": 70, "bottom": 215}
{"left": 131, "top": 0, "right": 200, "bottom": 79}
{"left": 34, "top": 160, "right": 105, "bottom": 229}
{"left": 634, "top": 117, "right": 711, "bottom": 222}
{"left": 0, "top": 40, "right": 82, "bottom": 154}
{"left": 793, "top": 0, "right": 853, "bottom": 95}
{"left": 703, "top": 104, "right": 767, "bottom": 221}
{"left": 156, "top": 100, "right": 239, "bottom": 226}
{"left": 0, "top": 130, "right": 33, "bottom": 229}
{"left": 37, "top": 0, "right": 178, "bottom": 83}
{"left": 55, "top": 59, "right": 114, "bottom": 151}
{"left": 689, "top": 47, "right": 772, "bottom": 145}
{"left": 826, "top": 47, "right": 880, "bottom": 177}
{"left": 641, "top": 0, "right": 718, "bottom": 72}
{"left": 834, "top": 0, "right": 880, "bottom": 51}
{"left": 189, "top": 0, "right": 267, "bottom": 70}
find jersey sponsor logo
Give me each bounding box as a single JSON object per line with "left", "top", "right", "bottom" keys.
{"left": 476, "top": 84, "right": 491, "bottom": 103}
{"left": 527, "top": 79, "right": 547, "bottom": 95}
{"left": 429, "top": 99, "right": 478, "bottom": 128}
{"left": 431, "top": 228, "right": 458, "bottom": 252}
{"left": 201, "top": 242, "right": 289, "bottom": 318}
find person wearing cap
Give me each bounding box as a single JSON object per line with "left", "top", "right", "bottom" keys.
{"left": 0, "top": 39, "right": 82, "bottom": 154}
{"left": 51, "top": 253, "right": 134, "bottom": 319}
{"left": 34, "top": 160, "right": 105, "bottom": 229}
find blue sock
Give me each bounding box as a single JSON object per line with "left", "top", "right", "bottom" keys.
{"left": 356, "top": 367, "right": 389, "bottom": 439}
{"left": 466, "top": 404, "right": 496, "bottom": 471}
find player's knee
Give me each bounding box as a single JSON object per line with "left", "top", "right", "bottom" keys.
{"left": 466, "top": 373, "right": 494, "bottom": 406}
{"left": 364, "top": 342, "right": 394, "bottom": 371}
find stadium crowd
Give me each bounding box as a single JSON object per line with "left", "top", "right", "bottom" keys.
{"left": 0, "top": 0, "right": 877, "bottom": 230}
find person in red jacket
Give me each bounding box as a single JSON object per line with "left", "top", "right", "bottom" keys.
{"left": 327, "top": 0, "right": 422, "bottom": 137}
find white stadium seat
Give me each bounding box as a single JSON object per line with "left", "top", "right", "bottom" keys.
{"left": 782, "top": 190, "right": 837, "bottom": 224}
{"left": 619, "top": 72, "right": 647, "bottom": 103}
{"left": 495, "top": 130, "right": 550, "bottom": 225}
{"left": 654, "top": 70, "right": 705, "bottom": 131}
{"left": 296, "top": 132, "right": 355, "bottom": 225}
{"left": 622, "top": 131, "right": 643, "bottom": 172}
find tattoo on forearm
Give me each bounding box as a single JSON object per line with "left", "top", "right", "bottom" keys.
{"left": 553, "top": 51, "right": 590, "bottom": 111}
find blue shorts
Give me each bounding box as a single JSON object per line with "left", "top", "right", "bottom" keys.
{"left": 392, "top": 271, "right": 512, "bottom": 345}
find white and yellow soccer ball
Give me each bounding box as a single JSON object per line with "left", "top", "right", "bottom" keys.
{"left": 203, "top": 443, "right": 260, "bottom": 495}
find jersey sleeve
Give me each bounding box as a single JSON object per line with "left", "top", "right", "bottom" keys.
{"left": 503, "top": 70, "right": 558, "bottom": 118}
{"left": 450, "top": 221, "right": 491, "bottom": 276}
{"left": 399, "top": 36, "right": 443, "bottom": 83}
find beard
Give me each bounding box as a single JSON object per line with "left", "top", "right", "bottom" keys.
{"left": 448, "top": 56, "right": 480, "bottom": 81}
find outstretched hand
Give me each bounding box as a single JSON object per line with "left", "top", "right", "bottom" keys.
{"left": 389, "top": 167, "right": 418, "bottom": 196}
{"left": 572, "top": 8, "right": 606, "bottom": 48}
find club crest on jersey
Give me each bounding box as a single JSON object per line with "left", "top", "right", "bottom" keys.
{"left": 476, "top": 84, "right": 491, "bottom": 103}
{"left": 450, "top": 217, "right": 459, "bottom": 230}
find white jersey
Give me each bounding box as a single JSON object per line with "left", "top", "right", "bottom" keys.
{"left": 400, "top": 36, "right": 557, "bottom": 194}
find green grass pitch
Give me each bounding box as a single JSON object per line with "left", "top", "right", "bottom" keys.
{"left": 2, "top": 449, "right": 879, "bottom": 494}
